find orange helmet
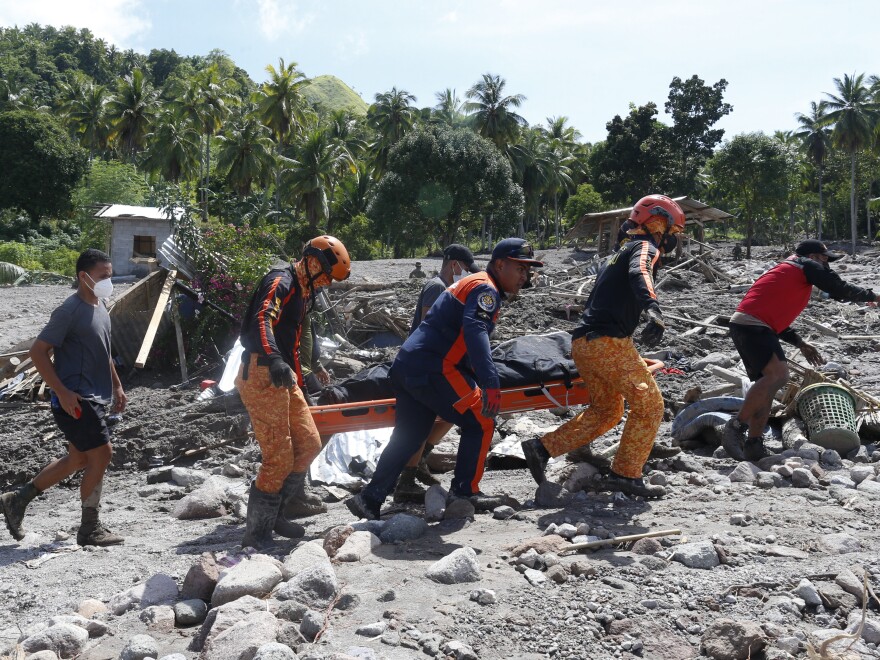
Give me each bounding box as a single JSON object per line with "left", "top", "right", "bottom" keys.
{"left": 629, "top": 195, "right": 686, "bottom": 234}
{"left": 303, "top": 235, "right": 351, "bottom": 281}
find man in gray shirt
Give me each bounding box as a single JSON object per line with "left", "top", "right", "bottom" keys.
{"left": 1, "top": 249, "right": 127, "bottom": 546}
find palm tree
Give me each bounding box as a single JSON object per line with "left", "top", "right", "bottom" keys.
{"left": 58, "top": 77, "right": 110, "bottom": 159}
{"left": 253, "top": 58, "right": 311, "bottom": 209}
{"left": 106, "top": 68, "right": 159, "bottom": 162}
{"left": 508, "top": 128, "right": 551, "bottom": 237}
{"left": 142, "top": 111, "right": 201, "bottom": 183}
{"left": 823, "top": 72, "right": 880, "bottom": 254}
{"left": 367, "top": 87, "right": 417, "bottom": 177}
{"left": 794, "top": 101, "right": 833, "bottom": 240}
{"left": 325, "top": 108, "right": 367, "bottom": 160}
{"left": 216, "top": 112, "right": 276, "bottom": 197}
{"left": 464, "top": 73, "right": 527, "bottom": 152}
{"left": 433, "top": 88, "right": 465, "bottom": 127}
{"left": 543, "top": 144, "right": 576, "bottom": 247}
{"left": 283, "top": 128, "right": 355, "bottom": 235}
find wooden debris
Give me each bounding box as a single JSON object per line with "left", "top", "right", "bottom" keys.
{"left": 561, "top": 528, "right": 681, "bottom": 554}
{"left": 134, "top": 269, "right": 177, "bottom": 368}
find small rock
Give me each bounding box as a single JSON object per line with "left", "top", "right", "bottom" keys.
{"left": 856, "top": 479, "right": 880, "bottom": 498}
{"left": 443, "top": 497, "right": 475, "bottom": 520}
{"left": 631, "top": 537, "right": 663, "bottom": 555}
{"left": 847, "top": 611, "right": 880, "bottom": 644}
{"left": 441, "top": 639, "right": 478, "bottom": 660}
{"left": 171, "top": 480, "right": 227, "bottom": 519}
{"left": 76, "top": 598, "right": 107, "bottom": 619}
{"left": 181, "top": 552, "right": 221, "bottom": 601}
{"left": 671, "top": 540, "right": 720, "bottom": 569}
{"left": 820, "top": 533, "right": 861, "bottom": 555}
{"left": 492, "top": 505, "right": 516, "bottom": 519}
{"left": 299, "top": 609, "right": 323, "bottom": 642}
{"left": 821, "top": 449, "right": 842, "bottom": 467}
{"left": 336, "top": 530, "right": 381, "bottom": 562}
{"left": 282, "top": 540, "right": 331, "bottom": 580}
{"left": 174, "top": 599, "right": 208, "bottom": 626}
{"left": 729, "top": 462, "right": 760, "bottom": 484}
{"left": 756, "top": 471, "right": 783, "bottom": 489}
{"left": 424, "top": 484, "right": 448, "bottom": 521}
{"left": 356, "top": 621, "right": 387, "bottom": 637}
{"left": 323, "top": 524, "right": 354, "bottom": 557}
{"left": 273, "top": 562, "right": 339, "bottom": 609}
{"left": 534, "top": 481, "right": 572, "bottom": 508}
{"left": 203, "top": 611, "right": 279, "bottom": 660}
{"left": 693, "top": 352, "right": 734, "bottom": 370}
{"left": 380, "top": 513, "right": 428, "bottom": 543}
{"left": 275, "top": 601, "right": 308, "bottom": 622}
{"left": 139, "top": 605, "right": 175, "bottom": 631}
{"left": 850, "top": 465, "right": 874, "bottom": 484}
{"left": 21, "top": 624, "right": 89, "bottom": 659}
{"left": 469, "top": 589, "right": 497, "bottom": 605}
{"left": 555, "top": 523, "right": 578, "bottom": 539}
{"left": 170, "top": 467, "right": 209, "bottom": 487}
{"left": 569, "top": 560, "right": 598, "bottom": 577}
{"left": 792, "top": 579, "right": 821, "bottom": 607}
{"left": 212, "top": 557, "right": 284, "bottom": 607}
{"left": 509, "top": 534, "right": 566, "bottom": 556}
{"left": 701, "top": 618, "right": 766, "bottom": 660}
{"left": 426, "top": 547, "right": 481, "bottom": 584}
{"left": 22, "top": 651, "right": 60, "bottom": 660}
{"left": 729, "top": 514, "right": 748, "bottom": 526}
{"left": 562, "top": 462, "right": 600, "bottom": 492}
{"left": 523, "top": 568, "right": 546, "bottom": 586}
{"left": 120, "top": 634, "right": 160, "bottom": 660}
{"left": 109, "top": 574, "right": 179, "bottom": 615}
{"left": 546, "top": 564, "right": 569, "bottom": 584}
{"left": 849, "top": 445, "right": 870, "bottom": 463}
{"left": 835, "top": 568, "right": 866, "bottom": 603}
{"left": 791, "top": 468, "right": 818, "bottom": 488}
{"left": 253, "top": 642, "right": 298, "bottom": 660}
{"left": 673, "top": 454, "right": 703, "bottom": 473}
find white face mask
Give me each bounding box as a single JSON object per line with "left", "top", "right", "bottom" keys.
{"left": 85, "top": 273, "right": 113, "bottom": 299}
{"left": 452, "top": 262, "right": 466, "bottom": 283}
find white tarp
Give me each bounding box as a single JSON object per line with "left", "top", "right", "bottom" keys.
{"left": 310, "top": 427, "right": 394, "bottom": 488}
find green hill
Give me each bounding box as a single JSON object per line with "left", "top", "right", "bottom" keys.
{"left": 304, "top": 75, "right": 369, "bottom": 116}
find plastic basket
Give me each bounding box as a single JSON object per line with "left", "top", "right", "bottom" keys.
{"left": 795, "top": 383, "right": 860, "bottom": 453}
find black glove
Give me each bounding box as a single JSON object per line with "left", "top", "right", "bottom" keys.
{"left": 268, "top": 355, "right": 295, "bottom": 388}
{"left": 640, "top": 305, "right": 665, "bottom": 347}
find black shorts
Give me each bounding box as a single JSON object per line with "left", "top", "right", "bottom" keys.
{"left": 728, "top": 323, "right": 786, "bottom": 381}
{"left": 51, "top": 397, "right": 111, "bottom": 452}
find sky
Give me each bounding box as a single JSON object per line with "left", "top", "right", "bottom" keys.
{"left": 1, "top": 0, "right": 879, "bottom": 143}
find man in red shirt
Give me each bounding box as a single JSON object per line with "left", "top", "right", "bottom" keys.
{"left": 724, "top": 240, "right": 879, "bottom": 460}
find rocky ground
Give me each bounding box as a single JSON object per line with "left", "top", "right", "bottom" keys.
{"left": 1, "top": 242, "right": 880, "bottom": 660}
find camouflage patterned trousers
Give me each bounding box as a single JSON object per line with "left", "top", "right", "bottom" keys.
{"left": 235, "top": 354, "right": 321, "bottom": 493}
{"left": 540, "top": 335, "right": 663, "bottom": 478}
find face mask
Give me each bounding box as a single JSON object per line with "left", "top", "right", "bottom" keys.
{"left": 452, "top": 263, "right": 465, "bottom": 283}
{"left": 85, "top": 273, "right": 113, "bottom": 299}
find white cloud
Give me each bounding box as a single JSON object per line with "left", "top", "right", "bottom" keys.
{"left": 0, "top": 0, "right": 151, "bottom": 49}
{"left": 255, "top": 0, "right": 312, "bottom": 41}
{"left": 336, "top": 30, "right": 369, "bottom": 60}
{"left": 440, "top": 10, "right": 458, "bottom": 23}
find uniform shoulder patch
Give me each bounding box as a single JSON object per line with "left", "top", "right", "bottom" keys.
{"left": 477, "top": 291, "right": 497, "bottom": 312}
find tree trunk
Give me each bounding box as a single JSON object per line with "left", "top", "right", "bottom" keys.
{"left": 203, "top": 135, "right": 211, "bottom": 220}
{"left": 817, "top": 166, "right": 824, "bottom": 241}
{"left": 554, "top": 193, "right": 560, "bottom": 248}
{"left": 850, "top": 153, "right": 857, "bottom": 256}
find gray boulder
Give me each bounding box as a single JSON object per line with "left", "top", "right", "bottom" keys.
{"left": 253, "top": 642, "right": 298, "bottom": 660}
{"left": 335, "top": 530, "right": 380, "bottom": 562}
{"left": 426, "top": 547, "right": 481, "bottom": 584}
{"left": 671, "top": 540, "right": 720, "bottom": 569}
{"left": 379, "top": 513, "right": 427, "bottom": 543}
{"left": 701, "top": 618, "right": 766, "bottom": 660}
{"left": 21, "top": 624, "right": 89, "bottom": 659}
{"left": 120, "top": 634, "right": 160, "bottom": 660}
{"left": 273, "top": 562, "right": 339, "bottom": 608}
{"left": 212, "top": 557, "right": 284, "bottom": 606}
{"left": 109, "top": 573, "right": 179, "bottom": 615}
{"left": 281, "top": 540, "right": 331, "bottom": 580}
{"left": 203, "top": 611, "right": 279, "bottom": 660}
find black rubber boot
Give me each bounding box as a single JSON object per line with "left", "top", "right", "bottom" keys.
{"left": 281, "top": 472, "right": 327, "bottom": 519}
{"left": 77, "top": 507, "right": 124, "bottom": 546}
{"left": 415, "top": 446, "right": 440, "bottom": 486}
{"left": 242, "top": 483, "right": 282, "bottom": 550}
{"left": 743, "top": 437, "right": 772, "bottom": 462}
{"left": 600, "top": 472, "right": 666, "bottom": 499}
{"left": 1, "top": 481, "right": 41, "bottom": 541}
{"left": 393, "top": 467, "right": 427, "bottom": 503}
{"left": 274, "top": 474, "right": 307, "bottom": 538}
{"left": 721, "top": 418, "right": 748, "bottom": 461}
{"left": 345, "top": 492, "right": 381, "bottom": 521}
{"left": 521, "top": 438, "right": 550, "bottom": 485}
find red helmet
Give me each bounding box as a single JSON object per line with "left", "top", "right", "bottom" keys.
{"left": 303, "top": 235, "right": 351, "bottom": 281}
{"left": 629, "top": 195, "right": 686, "bottom": 233}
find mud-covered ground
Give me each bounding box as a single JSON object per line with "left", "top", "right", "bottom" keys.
{"left": 1, "top": 242, "right": 880, "bottom": 660}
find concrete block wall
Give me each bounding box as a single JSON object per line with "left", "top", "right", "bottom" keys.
{"left": 109, "top": 219, "right": 172, "bottom": 276}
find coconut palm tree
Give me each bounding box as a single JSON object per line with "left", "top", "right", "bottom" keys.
{"left": 284, "top": 128, "right": 355, "bottom": 235}
{"left": 508, "top": 127, "right": 551, "bottom": 237}
{"left": 142, "top": 111, "right": 201, "bottom": 183}
{"left": 543, "top": 144, "right": 576, "bottom": 247}
{"left": 58, "top": 77, "right": 110, "bottom": 159}
{"left": 433, "top": 88, "right": 465, "bottom": 127}
{"left": 794, "top": 101, "right": 833, "bottom": 240}
{"left": 464, "top": 73, "right": 527, "bottom": 152}
{"left": 367, "top": 87, "right": 417, "bottom": 177}
{"left": 216, "top": 112, "right": 276, "bottom": 197}
{"left": 823, "top": 72, "right": 880, "bottom": 254}
{"left": 106, "top": 68, "right": 159, "bottom": 162}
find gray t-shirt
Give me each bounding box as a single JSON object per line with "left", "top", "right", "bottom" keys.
{"left": 38, "top": 294, "right": 113, "bottom": 404}
{"left": 409, "top": 275, "right": 449, "bottom": 335}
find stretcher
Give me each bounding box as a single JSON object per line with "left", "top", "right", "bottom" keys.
{"left": 308, "top": 358, "right": 664, "bottom": 436}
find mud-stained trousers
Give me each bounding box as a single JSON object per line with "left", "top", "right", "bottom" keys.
{"left": 235, "top": 354, "right": 322, "bottom": 493}
{"left": 363, "top": 364, "right": 494, "bottom": 502}
{"left": 540, "top": 335, "right": 664, "bottom": 478}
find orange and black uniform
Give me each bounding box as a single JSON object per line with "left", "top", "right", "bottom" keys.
{"left": 235, "top": 263, "right": 321, "bottom": 493}
{"left": 361, "top": 271, "right": 503, "bottom": 502}
{"left": 540, "top": 236, "right": 665, "bottom": 478}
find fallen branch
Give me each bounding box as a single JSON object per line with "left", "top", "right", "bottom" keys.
{"left": 561, "top": 528, "right": 681, "bottom": 554}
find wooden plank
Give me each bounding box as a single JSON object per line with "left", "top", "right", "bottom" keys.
{"left": 664, "top": 313, "right": 729, "bottom": 331}
{"left": 802, "top": 318, "right": 839, "bottom": 338}
{"left": 171, "top": 296, "right": 188, "bottom": 382}
{"left": 562, "top": 529, "right": 682, "bottom": 553}
{"left": 134, "top": 269, "right": 177, "bottom": 368}
{"left": 682, "top": 315, "right": 718, "bottom": 337}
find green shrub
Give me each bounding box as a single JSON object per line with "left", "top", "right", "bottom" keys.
{"left": 0, "top": 241, "right": 41, "bottom": 270}
{"left": 40, "top": 247, "right": 79, "bottom": 275}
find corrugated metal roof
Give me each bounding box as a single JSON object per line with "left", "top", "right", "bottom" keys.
{"left": 95, "top": 204, "right": 182, "bottom": 221}
{"left": 565, "top": 196, "right": 734, "bottom": 240}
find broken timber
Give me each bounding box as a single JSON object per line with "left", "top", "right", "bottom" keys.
{"left": 134, "top": 269, "right": 177, "bottom": 369}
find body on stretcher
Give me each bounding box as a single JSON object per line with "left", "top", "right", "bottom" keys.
{"left": 309, "top": 358, "right": 664, "bottom": 436}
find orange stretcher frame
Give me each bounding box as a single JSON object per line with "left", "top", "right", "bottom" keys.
{"left": 308, "top": 358, "right": 664, "bottom": 436}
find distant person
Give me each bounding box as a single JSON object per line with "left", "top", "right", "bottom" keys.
{"left": 1, "top": 249, "right": 126, "bottom": 547}
{"left": 395, "top": 244, "right": 480, "bottom": 503}
{"left": 732, "top": 243, "right": 743, "bottom": 261}
{"left": 521, "top": 195, "right": 686, "bottom": 499}
{"left": 722, "top": 240, "right": 879, "bottom": 461}
{"left": 409, "top": 262, "right": 426, "bottom": 279}
{"left": 347, "top": 238, "right": 543, "bottom": 519}
{"left": 236, "top": 236, "right": 350, "bottom": 549}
